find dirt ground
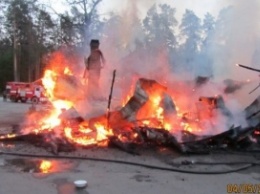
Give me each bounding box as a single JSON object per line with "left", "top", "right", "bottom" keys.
{"left": 0, "top": 97, "right": 260, "bottom": 194}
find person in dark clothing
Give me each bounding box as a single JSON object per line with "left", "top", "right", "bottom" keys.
{"left": 84, "top": 39, "right": 106, "bottom": 99}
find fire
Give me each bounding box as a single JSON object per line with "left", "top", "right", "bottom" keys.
{"left": 52, "top": 100, "right": 73, "bottom": 110}
{"left": 39, "top": 160, "right": 52, "bottom": 173}
{"left": 152, "top": 96, "right": 165, "bottom": 128}
{"left": 121, "top": 77, "right": 136, "bottom": 106}
{"left": 20, "top": 51, "right": 223, "bottom": 150}
{"left": 29, "top": 100, "right": 72, "bottom": 133}
{"left": 0, "top": 134, "right": 16, "bottom": 140}
{"left": 64, "top": 127, "right": 97, "bottom": 146}
{"left": 63, "top": 123, "right": 113, "bottom": 147}
{"left": 181, "top": 122, "right": 193, "bottom": 132}
{"left": 28, "top": 65, "right": 115, "bottom": 146}
{"left": 143, "top": 120, "right": 150, "bottom": 126}
{"left": 20, "top": 52, "right": 117, "bottom": 148}
{"left": 64, "top": 67, "right": 72, "bottom": 75}
{"left": 95, "top": 123, "right": 113, "bottom": 141}
{"left": 41, "top": 114, "right": 61, "bottom": 129}
{"left": 164, "top": 123, "right": 171, "bottom": 131}
{"left": 122, "top": 95, "right": 131, "bottom": 106}
{"left": 138, "top": 95, "right": 172, "bottom": 130}
{"left": 152, "top": 96, "right": 161, "bottom": 106}
{"left": 42, "top": 70, "right": 56, "bottom": 100}
{"left": 29, "top": 67, "right": 74, "bottom": 133}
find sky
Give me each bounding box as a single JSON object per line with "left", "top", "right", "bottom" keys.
{"left": 35, "top": 0, "right": 260, "bottom": 111}
{"left": 41, "top": 0, "right": 233, "bottom": 20}
{"left": 98, "top": 0, "right": 225, "bottom": 18}
{"left": 39, "top": 0, "right": 260, "bottom": 103}
{"left": 42, "top": 0, "right": 260, "bottom": 78}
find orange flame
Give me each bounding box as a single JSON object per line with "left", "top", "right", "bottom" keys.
{"left": 22, "top": 51, "right": 219, "bottom": 148}
{"left": 64, "top": 127, "right": 97, "bottom": 146}
{"left": 64, "top": 67, "right": 73, "bottom": 75}
{"left": 63, "top": 123, "right": 113, "bottom": 147}
{"left": 32, "top": 68, "right": 74, "bottom": 133}
{"left": 0, "top": 134, "right": 17, "bottom": 140}
{"left": 39, "top": 160, "right": 52, "bottom": 173}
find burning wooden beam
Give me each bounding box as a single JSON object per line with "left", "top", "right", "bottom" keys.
{"left": 120, "top": 78, "right": 176, "bottom": 123}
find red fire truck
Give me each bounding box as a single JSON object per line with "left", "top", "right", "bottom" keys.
{"left": 3, "top": 80, "right": 48, "bottom": 104}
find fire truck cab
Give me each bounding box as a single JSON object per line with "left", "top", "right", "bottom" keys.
{"left": 4, "top": 81, "right": 48, "bottom": 104}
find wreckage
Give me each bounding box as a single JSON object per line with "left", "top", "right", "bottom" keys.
{"left": 0, "top": 56, "right": 260, "bottom": 155}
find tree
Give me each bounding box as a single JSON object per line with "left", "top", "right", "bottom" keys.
{"left": 0, "top": 38, "right": 13, "bottom": 92}
{"left": 195, "top": 12, "right": 216, "bottom": 77}
{"left": 178, "top": 9, "right": 202, "bottom": 75}
{"left": 180, "top": 9, "right": 201, "bottom": 52}
{"left": 66, "top": 0, "right": 103, "bottom": 49}
{"left": 33, "top": 8, "right": 55, "bottom": 79}
{"left": 202, "top": 13, "right": 215, "bottom": 46}
{"left": 209, "top": 6, "right": 233, "bottom": 77}
{"left": 5, "top": 0, "right": 33, "bottom": 81}
{"left": 141, "top": 4, "right": 178, "bottom": 76}
{"left": 143, "top": 4, "right": 178, "bottom": 50}
{"left": 59, "top": 13, "right": 77, "bottom": 45}
{"left": 101, "top": 14, "right": 124, "bottom": 56}
{"left": 4, "top": 0, "right": 56, "bottom": 82}
{"left": 0, "top": 1, "right": 6, "bottom": 40}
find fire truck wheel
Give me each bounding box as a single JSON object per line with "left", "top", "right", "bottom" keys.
{"left": 10, "top": 96, "right": 16, "bottom": 102}
{"left": 31, "top": 96, "right": 39, "bottom": 104}
{"left": 21, "top": 98, "right": 27, "bottom": 103}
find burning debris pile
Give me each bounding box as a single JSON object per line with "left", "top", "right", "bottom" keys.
{"left": 1, "top": 55, "right": 260, "bottom": 155}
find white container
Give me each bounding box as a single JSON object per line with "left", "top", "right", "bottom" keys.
{"left": 74, "top": 180, "right": 88, "bottom": 189}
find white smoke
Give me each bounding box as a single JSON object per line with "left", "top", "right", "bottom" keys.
{"left": 211, "top": 0, "right": 260, "bottom": 80}
{"left": 79, "top": 0, "right": 260, "bottom": 133}
{"left": 208, "top": 0, "right": 260, "bottom": 108}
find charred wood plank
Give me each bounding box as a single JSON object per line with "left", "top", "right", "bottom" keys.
{"left": 0, "top": 131, "right": 75, "bottom": 154}
{"left": 137, "top": 127, "right": 186, "bottom": 153}
{"left": 41, "top": 133, "right": 76, "bottom": 154}
{"left": 182, "top": 126, "right": 260, "bottom": 152}
{"left": 108, "top": 136, "right": 140, "bottom": 155}
{"left": 182, "top": 126, "right": 240, "bottom": 147}
{"left": 181, "top": 130, "right": 207, "bottom": 143}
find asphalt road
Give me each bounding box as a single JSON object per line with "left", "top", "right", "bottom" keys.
{"left": 0, "top": 97, "right": 260, "bottom": 194}
{"left": 0, "top": 97, "right": 31, "bottom": 127}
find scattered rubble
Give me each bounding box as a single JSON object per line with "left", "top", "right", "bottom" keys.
{"left": 1, "top": 77, "right": 259, "bottom": 155}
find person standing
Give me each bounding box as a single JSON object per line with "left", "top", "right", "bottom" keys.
{"left": 84, "top": 39, "right": 106, "bottom": 100}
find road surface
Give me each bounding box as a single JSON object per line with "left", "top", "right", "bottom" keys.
{"left": 0, "top": 97, "right": 260, "bottom": 194}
